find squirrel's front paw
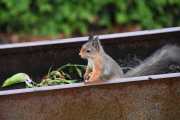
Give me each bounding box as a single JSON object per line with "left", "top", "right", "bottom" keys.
{"left": 84, "top": 78, "right": 103, "bottom": 84}
{"left": 84, "top": 79, "right": 94, "bottom": 84}
{"left": 84, "top": 72, "right": 92, "bottom": 81}
{"left": 84, "top": 79, "right": 89, "bottom": 83}
{"left": 84, "top": 74, "right": 89, "bottom": 81}
{"left": 84, "top": 77, "right": 95, "bottom": 83}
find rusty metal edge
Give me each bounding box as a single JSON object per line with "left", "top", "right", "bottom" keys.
{"left": 0, "top": 72, "right": 180, "bottom": 96}
{"left": 0, "top": 27, "right": 180, "bottom": 49}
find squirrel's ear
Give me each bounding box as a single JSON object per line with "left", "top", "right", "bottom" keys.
{"left": 88, "top": 35, "right": 94, "bottom": 42}
{"left": 92, "top": 36, "right": 101, "bottom": 51}
{"left": 94, "top": 36, "right": 99, "bottom": 41}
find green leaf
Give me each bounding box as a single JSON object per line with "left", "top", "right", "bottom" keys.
{"left": 99, "top": 15, "right": 111, "bottom": 27}
{"left": 116, "top": 13, "right": 128, "bottom": 24}
{"left": 75, "top": 66, "right": 83, "bottom": 78}
{"left": 2, "top": 73, "right": 30, "bottom": 87}
{"left": 153, "top": 0, "right": 167, "bottom": 6}
{"left": 41, "top": 79, "right": 77, "bottom": 86}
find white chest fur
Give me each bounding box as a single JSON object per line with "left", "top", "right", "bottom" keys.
{"left": 87, "top": 59, "right": 94, "bottom": 69}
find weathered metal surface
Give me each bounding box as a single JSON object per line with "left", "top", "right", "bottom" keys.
{"left": 0, "top": 76, "right": 180, "bottom": 120}
{"left": 0, "top": 27, "right": 180, "bottom": 120}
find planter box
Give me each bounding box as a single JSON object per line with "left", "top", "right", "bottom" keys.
{"left": 0, "top": 27, "right": 180, "bottom": 120}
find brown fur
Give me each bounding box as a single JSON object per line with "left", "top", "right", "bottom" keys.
{"left": 88, "top": 54, "right": 103, "bottom": 82}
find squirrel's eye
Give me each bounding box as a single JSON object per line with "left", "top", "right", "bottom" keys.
{"left": 86, "top": 50, "right": 91, "bottom": 53}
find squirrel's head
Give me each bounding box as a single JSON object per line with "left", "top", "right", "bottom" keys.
{"left": 79, "top": 35, "right": 103, "bottom": 59}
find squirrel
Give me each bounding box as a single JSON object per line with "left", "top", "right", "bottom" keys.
{"left": 79, "top": 35, "right": 180, "bottom": 83}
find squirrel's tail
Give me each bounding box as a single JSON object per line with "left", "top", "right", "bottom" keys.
{"left": 125, "top": 45, "right": 180, "bottom": 77}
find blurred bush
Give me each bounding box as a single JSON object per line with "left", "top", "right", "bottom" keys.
{"left": 0, "top": 0, "right": 179, "bottom": 37}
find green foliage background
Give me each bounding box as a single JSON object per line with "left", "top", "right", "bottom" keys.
{"left": 0, "top": 0, "right": 179, "bottom": 37}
